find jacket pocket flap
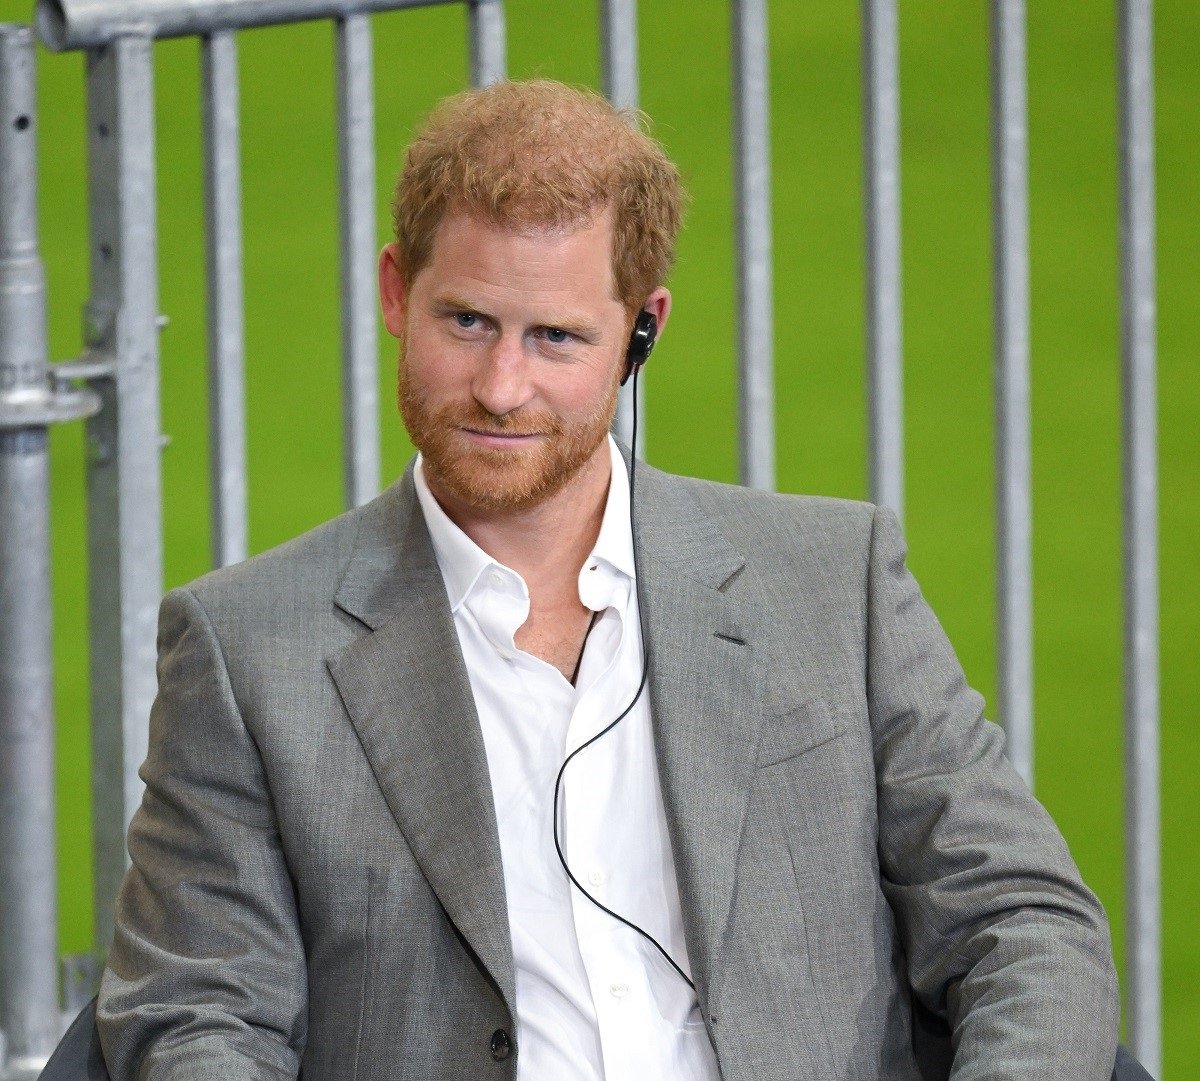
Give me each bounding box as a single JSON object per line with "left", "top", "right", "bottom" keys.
{"left": 757, "top": 696, "right": 846, "bottom": 768}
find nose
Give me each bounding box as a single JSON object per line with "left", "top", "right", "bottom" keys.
{"left": 471, "top": 331, "right": 535, "bottom": 418}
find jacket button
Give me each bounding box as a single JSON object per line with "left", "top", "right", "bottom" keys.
{"left": 490, "top": 1028, "right": 513, "bottom": 1062}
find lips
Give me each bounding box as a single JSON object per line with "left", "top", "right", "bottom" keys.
{"left": 461, "top": 427, "right": 542, "bottom": 439}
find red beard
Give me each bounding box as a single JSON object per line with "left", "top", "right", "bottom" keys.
{"left": 398, "top": 362, "right": 617, "bottom": 514}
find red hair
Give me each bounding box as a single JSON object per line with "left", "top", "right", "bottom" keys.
{"left": 391, "top": 79, "right": 686, "bottom": 312}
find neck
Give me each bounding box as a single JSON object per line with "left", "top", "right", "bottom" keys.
{"left": 426, "top": 440, "right": 613, "bottom": 594}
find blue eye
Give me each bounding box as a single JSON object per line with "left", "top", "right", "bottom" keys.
{"left": 545, "top": 327, "right": 569, "bottom": 344}
{"left": 454, "top": 312, "right": 478, "bottom": 329}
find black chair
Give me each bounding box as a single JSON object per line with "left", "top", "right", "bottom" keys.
{"left": 1114, "top": 1046, "right": 1157, "bottom": 1081}
{"left": 39, "top": 997, "right": 107, "bottom": 1080}
{"left": 40, "top": 994, "right": 1156, "bottom": 1080}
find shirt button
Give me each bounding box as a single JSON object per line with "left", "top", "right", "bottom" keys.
{"left": 588, "top": 869, "right": 608, "bottom": 887}
{"left": 490, "top": 1028, "right": 513, "bottom": 1061}
{"left": 609, "top": 982, "right": 629, "bottom": 1000}
{"left": 489, "top": 570, "right": 505, "bottom": 588}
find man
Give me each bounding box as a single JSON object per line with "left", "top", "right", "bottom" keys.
{"left": 97, "top": 80, "right": 1118, "bottom": 1079}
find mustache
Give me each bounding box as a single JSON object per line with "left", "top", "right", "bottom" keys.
{"left": 428, "top": 400, "right": 564, "bottom": 438}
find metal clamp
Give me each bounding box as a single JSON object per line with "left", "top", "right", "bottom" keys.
{"left": 0, "top": 381, "right": 100, "bottom": 430}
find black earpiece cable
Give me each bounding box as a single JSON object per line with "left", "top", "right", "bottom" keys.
{"left": 569, "top": 610, "right": 600, "bottom": 687}
{"left": 550, "top": 364, "right": 696, "bottom": 992}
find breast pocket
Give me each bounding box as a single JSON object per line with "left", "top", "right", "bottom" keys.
{"left": 756, "top": 695, "right": 847, "bottom": 769}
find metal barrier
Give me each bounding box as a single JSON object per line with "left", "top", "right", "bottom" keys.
{"left": 991, "top": 0, "right": 1034, "bottom": 796}
{"left": 1117, "top": 1, "right": 1161, "bottom": 1070}
{"left": 863, "top": 0, "right": 904, "bottom": 520}
{"left": 731, "top": 0, "right": 774, "bottom": 492}
{"left": 0, "top": 0, "right": 1162, "bottom": 1076}
{"left": 0, "top": 25, "right": 99, "bottom": 1075}
{"left": 604, "top": 0, "right": 643, "bottom": 458}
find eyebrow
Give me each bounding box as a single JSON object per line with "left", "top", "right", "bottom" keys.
{"left": 430, "top": 292, "right": 602, "bottom": 342}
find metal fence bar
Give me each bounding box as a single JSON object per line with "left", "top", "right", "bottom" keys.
{"left": 0, "top": 420, "right": 58, "bottom": 1078}
{"left": 0, "top": 29, "right": 53, "bottom": 1066}
{"left": 732, "top": 0, "right": 774, "bottom": 491}
{"left": 201, "top": 29, "right": 248, "bottom": 565}
{"left": 990, "top": 0, "right": 1034, "bottom": 789}
{"left": 335, "top": 13, "right": 380, "bottom": 509}
{"left": 0, "top": 28, "right": 57, "bottom": 1070}
{"left": 37, "top": 0, "right": 460, "bottom": 51}
{"left": 863, "top": 0, "right": 903, "bottom": 517}
{"left": 600, "top": 0, "right": 638, "bottom": 113}
{"left": 0, "top": 25, "right": 97, "bottom": 1074}
{"left": 83, "top": 33, "right": 164, "bottom": 953}
{"left": 467, "top": 0, "right": 506, "bottom": 87}
{"left": 1117, "top": 0, "right": 1161, "bottom": 1072}
{"left": 600, "top": 0, "right": 645, "bottom": 460}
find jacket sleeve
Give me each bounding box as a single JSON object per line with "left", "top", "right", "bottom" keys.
{"left": 865, "top": 506, "right": 1119, "bottom": 1081}
{"left": 97, "top": 587, "right": 307, "bottom": 1080}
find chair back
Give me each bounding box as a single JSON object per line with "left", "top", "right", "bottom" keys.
{"left": 37, "top": 996, "right": 109, "bottom": 1081}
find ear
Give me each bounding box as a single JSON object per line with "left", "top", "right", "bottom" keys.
{"left": 378, "top": 243, "right": 408, "bottom": 339}
{"left": 641, "top": 285, "right": 672, "bottom": 338}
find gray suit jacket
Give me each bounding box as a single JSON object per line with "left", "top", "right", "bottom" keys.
{"left": 97, "top": 460, "right": 1119, "bottom": 1080}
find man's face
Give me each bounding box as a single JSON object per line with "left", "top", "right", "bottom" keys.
{"left": 380, "top": 209, "right": 633, "bottom": 515}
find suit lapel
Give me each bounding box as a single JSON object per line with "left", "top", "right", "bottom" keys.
{"left": 325, "top": 470, "right": 515, "bottom": 1012}
{"left": 633, "top": 464, "right": 761, "bottom": 1009}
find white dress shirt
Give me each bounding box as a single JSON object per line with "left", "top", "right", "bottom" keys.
{"left": 413, "top": 436, "right": 720, "bottom": 1081}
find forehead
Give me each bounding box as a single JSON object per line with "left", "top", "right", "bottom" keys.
{"left": 418, "top": 208, "right": 621, "bottom": 309}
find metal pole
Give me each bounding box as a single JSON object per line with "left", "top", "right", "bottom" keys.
{"left": 335, "top": 13, "right": 380, "bottom": 508}
{"left": 83, "top": 33, "right": 164, "bottom": 954}
{"left": 0, "top": 29, "right": 59, "bottom": 1076}
{"left": 467, "top": 0, "right": 505, "bottom": 88}
{"left": 0, "top": 24, "right": 97, "bottom": 1078}
{"left": 37, "top": 0, "right": 462, "bottom": 52}
{"left": 600, "top": 0, "right": 645, "bottom": 460}
{"left": 0, "top": 426, "right": 56, "bottom": 1081}
{"left": 600, "top": 0, "right": 638, "bottom": 112}
{"left": 990, "top": 0, "right": 1034, "bottom": 789}
{"left": 732, "top": 0, "right": 774, "bottom": 491}
{"left": 1118, "top": 0, "right": 1160, "bottom": 1072}
{"left": 863, "top": 0, "right": 903, "bottom": 517}
{"left": 201, "top": 29, "right": 248, "bottom": 565}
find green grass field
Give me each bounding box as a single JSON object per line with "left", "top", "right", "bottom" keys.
{"left": 3, "top": 0, "right": 1196, "bottom": 1072}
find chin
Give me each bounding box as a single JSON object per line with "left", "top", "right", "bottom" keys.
{"left": 427, "top": 440, "right": 600, "bottom": 514}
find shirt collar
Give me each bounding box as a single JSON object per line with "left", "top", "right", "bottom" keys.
{"left": 413, "top": 435, "right": 636, "bottom": 614}
{"left": 588, "top": 435, "right": 636, "bottom": 582}
{"left": 413, "top": 459, "right": 496, "bottom": 613}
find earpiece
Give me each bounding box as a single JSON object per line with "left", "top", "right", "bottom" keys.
{"left": 621, "top": 310, "right": 658, "bottom": 386}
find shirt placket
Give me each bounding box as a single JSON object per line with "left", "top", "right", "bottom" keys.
{"left": 470, "top": 568, "right": 607, "bottom": 1077}
{"left": 563, "top": 590, "right": 651, "bottom": 1080}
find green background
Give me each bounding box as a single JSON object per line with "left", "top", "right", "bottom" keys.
{"left": 2, "top": 0, "right": 1196, "bottom": 1072}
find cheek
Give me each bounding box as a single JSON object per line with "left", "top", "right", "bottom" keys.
{"left": 403, "top": 333, "right": 471, "bottom": 398}
{"left": 572, "top": 360, "right": 622, "bottom": 409}
{"left": 550, "top": 381, "right": 620, "bottom": 431}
